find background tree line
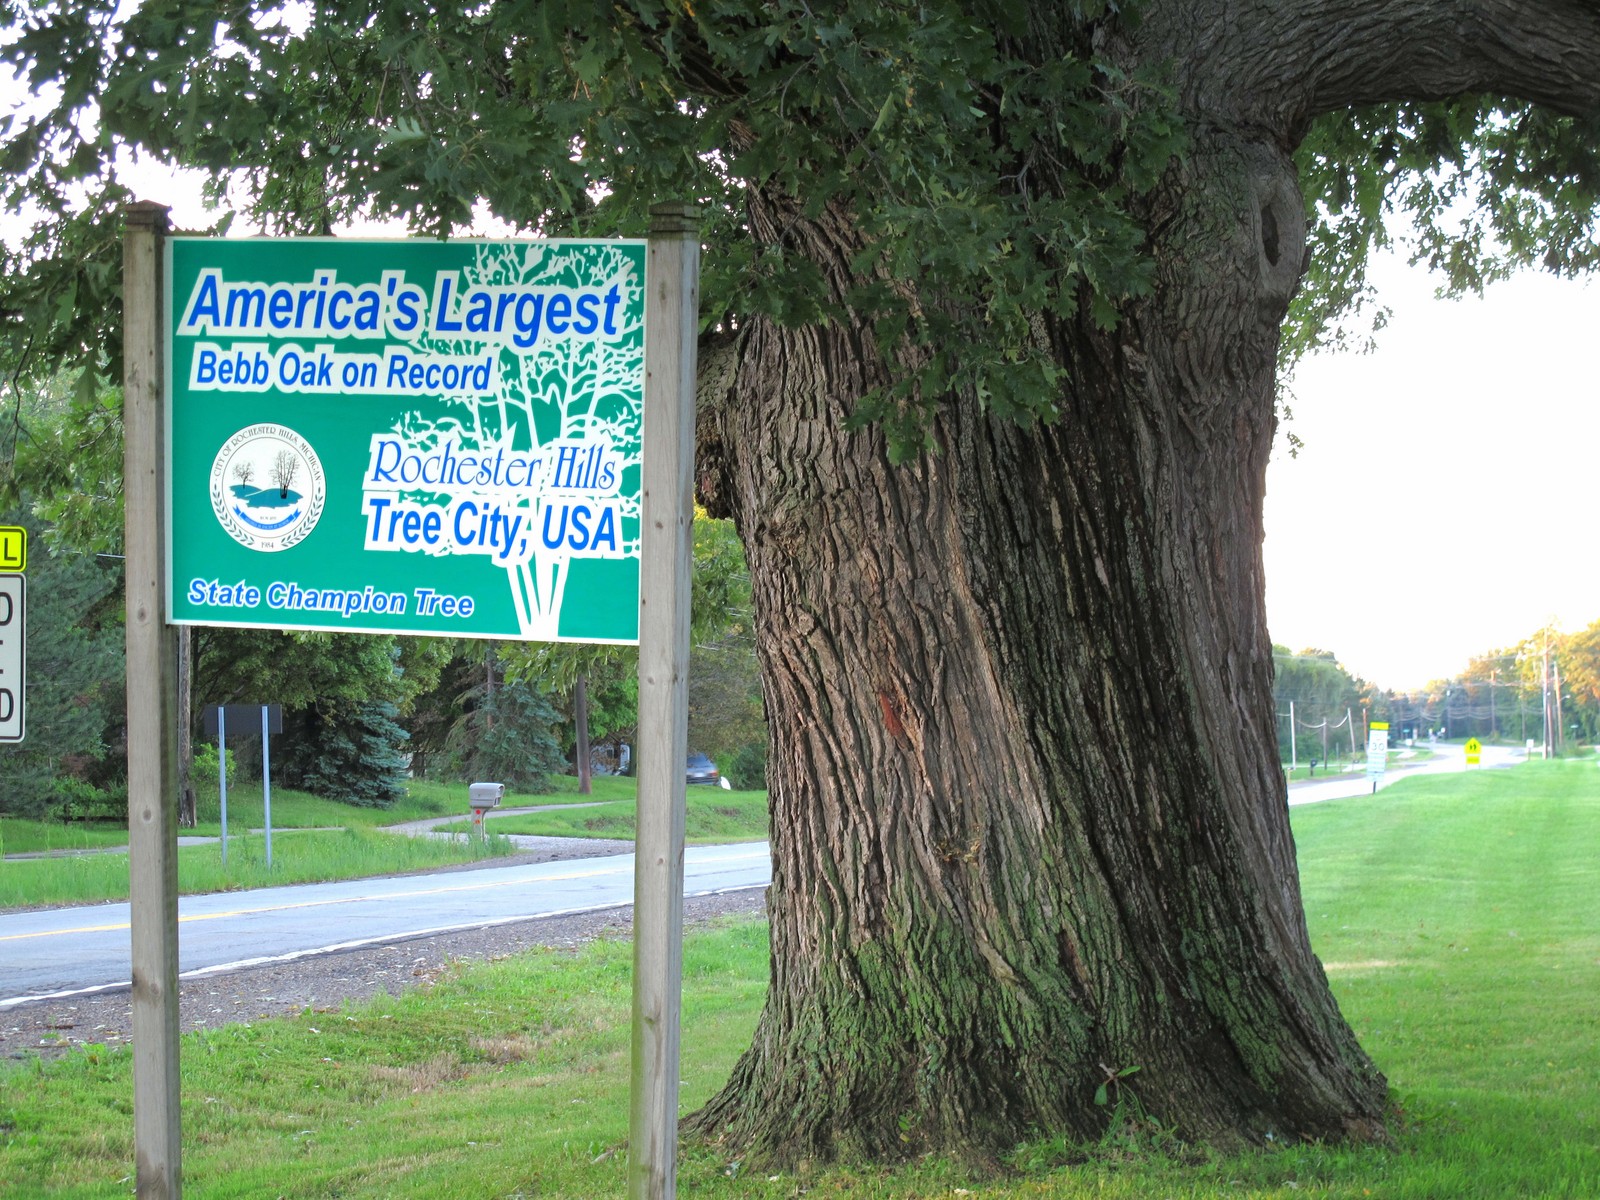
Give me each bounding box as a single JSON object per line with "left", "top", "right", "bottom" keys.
{"left": 1272, "top": 646, "right": 1374, "bottom": 770}
{"left": 1378, "top": 623, "right": 1600, "bottom": 752}
{"left": 1276, "top": 627, "right": 1600, "bottom": 771}
{"left": 0, "top": 376, "right": 767, "bottom": 822}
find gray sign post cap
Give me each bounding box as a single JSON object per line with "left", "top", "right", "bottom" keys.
{"left": 468, "top": 782, "right": 505, "bottom": 808}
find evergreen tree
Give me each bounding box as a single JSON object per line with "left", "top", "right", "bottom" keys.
{"left": 402, "top": 647, "right": 476, "bottom": 782}
{"left": 445, "top": 674, "right": 566, "bottom": 793}
{"left": 277, "top": 696, "right": 409, "bottom": 808}
{"left": 198, "top": 630, "right": 416, "bottom": 804}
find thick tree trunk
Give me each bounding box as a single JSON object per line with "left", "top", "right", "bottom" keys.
{"left": 177, "top": 625, "right": 195, "bottom": 829}
{"left": 484, "top": 640, "right": 496, "bottom": 731}
{"left": 690, "top": 129, "right": 1387, "bottom": 1162}
{"left": 574, "top": 672, "right": 592, "bottom": 795}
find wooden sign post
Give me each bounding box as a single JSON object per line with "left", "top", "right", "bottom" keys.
{"left": 124, "top": 201, "right": 182, "bottom": 1199}
{"left": 119, "top": 200, "right": 694, "bottom": 1199}
{"left": 629, "top": 203, "right": 700, "bottom": 1200}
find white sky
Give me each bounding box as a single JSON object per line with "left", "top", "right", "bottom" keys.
{"left": 1264, "top": 252, "right": 1600, "bottom": 690}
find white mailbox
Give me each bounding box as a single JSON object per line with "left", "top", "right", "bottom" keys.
{"left": 469, "top": 782, "right": 505, "bottom": 808}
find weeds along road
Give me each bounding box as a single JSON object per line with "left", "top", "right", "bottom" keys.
{"left": 0, "top": 842, "right": 772, "bottom": 1007}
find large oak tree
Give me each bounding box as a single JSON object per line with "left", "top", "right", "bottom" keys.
{"left": 6, "top": 0, "right": 1599, "bottom": 1164}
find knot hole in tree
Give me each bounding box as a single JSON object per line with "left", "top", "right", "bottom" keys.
{"left": 1253, "top": 164, "right": 1308, "bottom": 315}
{"left": 1259, "top": 204, "right": 1280, "bottom": 266}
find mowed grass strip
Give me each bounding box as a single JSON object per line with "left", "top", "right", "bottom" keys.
{"left": 1263, "top": 758, "right": 1600, "bottom": 1198}
{"left": 442, "top": 784, "right": 770, "bottom": 844}
{"left": 0, "top": 918, "right": 770, "bottom": 1199}
{"left": 0, "top": 828, "right": 516, "bottom": 912}
{"left": 4, "top": 761, "right": 1599, "bottom": 1196}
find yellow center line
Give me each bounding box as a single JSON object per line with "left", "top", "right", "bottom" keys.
{"left": 1, "top": 920, "right": 130, "bottom": 941}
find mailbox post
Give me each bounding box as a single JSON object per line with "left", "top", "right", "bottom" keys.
{"left": 468, "top": 781, "right": 504, "bottom": 839}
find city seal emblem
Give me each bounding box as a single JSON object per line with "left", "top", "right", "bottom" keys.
{"left": 210, "top": 424, "right": 326, "bottom": 552}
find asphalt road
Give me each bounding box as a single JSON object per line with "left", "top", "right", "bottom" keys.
{"left": 1287, "top": 737, "right": 1525, "bottom": 806}
{"left": 0, "top": 841, "right": 771, "bottom": 1007}
{"left": 2, "top": 742, "right": 1529, "bottom": 1006}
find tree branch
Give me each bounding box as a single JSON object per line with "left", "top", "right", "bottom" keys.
{"left": 1138, "top": 0, "right": 1600, "bottom": 139}
{"left": 1306, "top": 2, "right": 1600, "bottom": 121}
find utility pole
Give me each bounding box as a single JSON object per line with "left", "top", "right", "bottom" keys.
{"left": 485, "top": 640, "right": 496, "bottom": 730}
{"left": 1542, "top": 631, "right": 1553, "bottom": 759}
{"left": 1520, "top": 674, "right": 1527, "bottom": 743}
{"left": 575, "top": 672, "right": 592, "bottom": 795}
{"left": 1553, "top": 660, "right": 1565, "bottom": 753}
{"left": 1288, "top": 700, "right": 1296, "bottom": 776}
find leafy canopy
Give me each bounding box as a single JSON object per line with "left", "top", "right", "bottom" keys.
{"left": 1289, "top": 99, "right": 1600, "bottom": 368}
{"left": 1, "top": 0, "right": 1179, "bottom": 457}
{"left": 6, "top": 5, "right": 1600, "bottom": 456}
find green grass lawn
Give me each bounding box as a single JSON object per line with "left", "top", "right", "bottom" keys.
{"left": 4, "top": 761, "right": 1599, "bottom": 1196}
{"left": 0, "top": 775, "right": 765, "bottom": 911}
{"left": 0, "top": 818, "right": 137, "bottom": 857}
{"left": 0, "top": 774, "right": 622, "bottom": 857}
{"left": 185, "top": 776, "right": 594, "bottom": 834}
{"left": 0, "top": 785, "right": 444, "bottom": 858}
{"left": 1282, "top": 745, "right": 1435, "bottom": 783}
{"left": 442, "top": 782, "right": 770, "bottom": 843}
{"left": 0, "top": 776, "right": 646, "bottom": 910}
{"left": 1283, "top": 762, "right": 1361, "bottom": 783}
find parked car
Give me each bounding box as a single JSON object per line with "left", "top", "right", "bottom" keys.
{"left": 686, "top": 752, "right": 720, "bottom": 786}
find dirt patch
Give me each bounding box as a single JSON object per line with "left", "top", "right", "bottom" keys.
{"left": 369, "top": 1052, "right": 471, "bottom": 1094}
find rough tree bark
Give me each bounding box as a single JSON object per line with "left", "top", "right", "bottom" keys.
{"left": 688, "top": 1, "right": 1600, "bottom": 1164}
{"left": 177, "top": 624, "right": 195, "bottom": 829}
{"left": 574, "top": 672, "right": 592, "bottom": 795}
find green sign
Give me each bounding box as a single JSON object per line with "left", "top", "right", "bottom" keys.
{"left": 165, "top": 237, "right": 646, "bottom": 642}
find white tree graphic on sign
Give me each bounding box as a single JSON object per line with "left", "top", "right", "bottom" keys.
{"left": 388, "top": 242, "right": 644, "bottom": 640}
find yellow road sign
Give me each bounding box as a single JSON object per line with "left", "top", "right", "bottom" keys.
{"left": 0, "top": 526, "right": 24, "bottom": 572}
{"left": 1465, "top": 737, "right": 1482, "bottom": 766}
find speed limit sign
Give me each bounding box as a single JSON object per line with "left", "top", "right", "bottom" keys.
{"left": 0, "top": 573, "right": 24, "bottom": 743}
